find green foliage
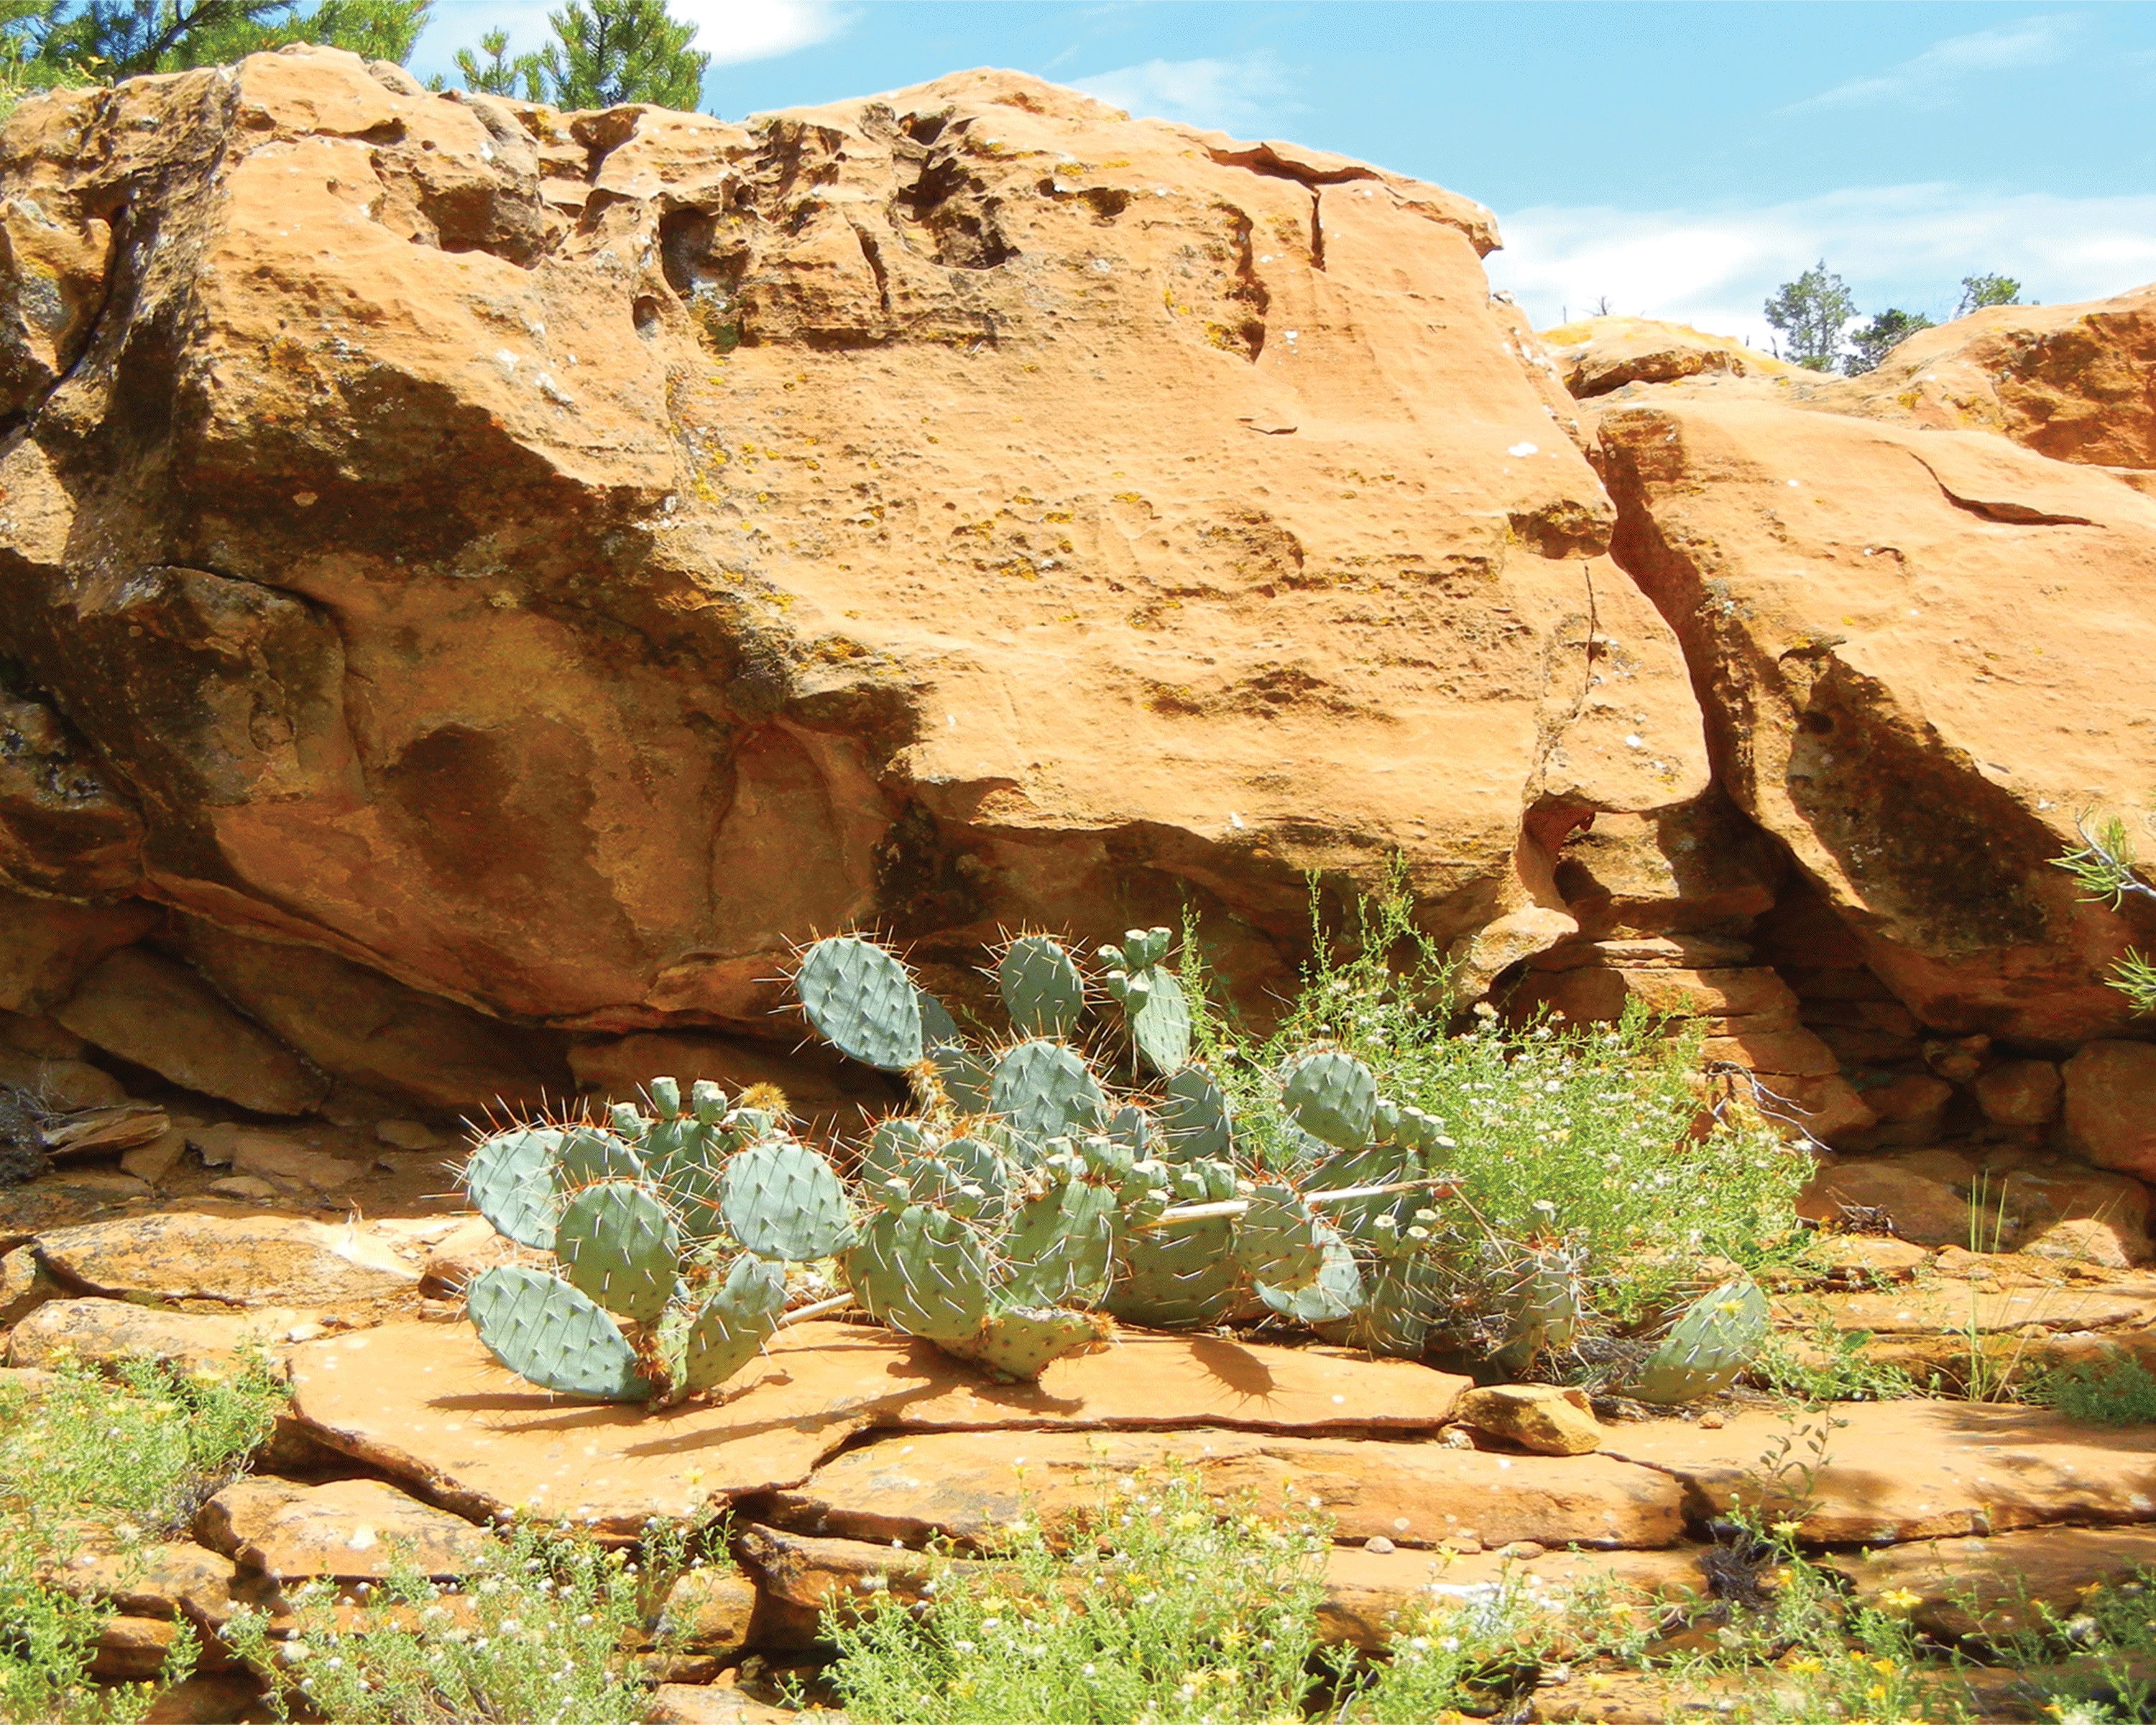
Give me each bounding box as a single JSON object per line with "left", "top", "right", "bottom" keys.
{"left": 1955, "top": 272, "right": 2025, "bottom": 316}
{"left": 0, "top": 1353, "right": 283, "bottom": 1724}
{"left": 1844, "top": 306, "right": 1935, "bottom": 374}
{"left": 453, "top": 27, "right": 538, "bottom": 98}
{"left": 533, "top": 0, "right": 704, "bottom": 110}
{"left": 1764, "top": 260, "right": 1856, "bottom": 371}
{"left": 2026, "top": 1353, "right": 2156, "bottom": 1426}
{"left": 224, "top": 1518, "right": 701, "bottom": 1725}
{"left": 1986, "top": 1565, "right": 2156, "bottom": 1724}
{"left": 2053, "top": 811, "right": 2156, "bottom": 1013}
{"left": 7, "top": 0, "right": 425, "bottom": 83}
{"left": 1754, "top": 1322, "right": 1917, "bottom": 1404}
{"left": 820, "top": 1466, "right": 1330, "bottom": 1724}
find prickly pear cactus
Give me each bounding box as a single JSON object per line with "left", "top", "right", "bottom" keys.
{"left": 463, "top": 1075, "right": 857, "bottom": 1407}
{"left": 459, "top": 922, "right": 1478, "bottom": 1405}
{"left": 1629, "top": 1279, "right": 1769, "bottom": 1405}
{"left": 1097, "top": 926, "right": 1191, "bottom": 1075}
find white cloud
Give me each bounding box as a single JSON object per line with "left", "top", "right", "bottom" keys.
{"left": 1787, "top": 15, "right": 2077, "bottom": 111}
{"left": 1487, "top": 183, "right": 2156, "bottom": 344}
{"left": 1071, "top": 54, "right": 1296, "bottom": 133}
{"left": 411, "top": 0, "right": 844, "bottom": 81}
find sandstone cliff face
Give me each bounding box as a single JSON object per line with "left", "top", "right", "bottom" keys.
{"left": 0, "top": 50, "right": 1709, "bottom": 1108}
{"left": 1, "top": 47, "right": 2152, "bottom": 1176}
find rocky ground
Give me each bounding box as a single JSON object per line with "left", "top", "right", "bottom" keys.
{"left": 6, "top": 1144, "right": 2156, "bottom": 1721}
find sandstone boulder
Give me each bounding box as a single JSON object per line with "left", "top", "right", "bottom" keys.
{"left": 1602, "top": 1401, "right": 2156, "bottom": 1543}
{"left": 55, "top": 948, "right": 327, "bottom": 1116}
{"left": 174, "top": 919, "right": 570, "bottom": 1112}
{"left": 5, "top": 1297, "right": 310, "bottom": 1373}
{"left": 33, "top": 1211, "right": 421, "bottom": 1307}
{"left": 1600, "top": 400, "right": 2156, "bottom": 1042}
{"left": 1826, "top": 282, "right": 2156, "bottom": 470}
{"left": 1540, "top": 317, "right": 1800, "bottom": 400}
{"left": 1827, "top": 1524, "right": 2156, "bottom": 1639}
{"left": 1999, "top": 1163, "right": 2152, "bottom": 1263}
{"left": 195, "top": 1476, "right": 489, "bottom": 1581}
{"left": 1976, "top": 1057, "right": 2063, "bottom": 1127}
{"left": 0, "top": 889, "right": 157, "bottom": 1016}
{"left": 2062, "top": 1039, "right": 2156, "bottom": 1177}
{"left": 1797, "top": 1159, "right": 1971, "bottom": 1246}
{"left": 1450, "top": 1384, "right": 1605, "bottom": 1455}
{"left": 0, "top": 50, "right": 1709, "bottom": 1053}
{"left": 0, "top": 686, "right": 145, "bottom": 901}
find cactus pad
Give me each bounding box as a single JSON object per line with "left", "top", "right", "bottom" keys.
{"left": 1256, "top": 1225, "right": 1363, "bottom": 1323}
{"left": 464, "top": 1127, "right": 564, "bottom": 1251}
{"left": 843, "top": 1204, "right": 991, "bottom": 1345}
{"left": 989, "top": 1040, "right": 1105, "bottom": 1141}
{"left": 925, "top": 1043, "right": 992, "bottom": 1115}
{"left": 1126, "top": 967, "right": 1192, "bottom": 1074}
{"left": 719, "top": 1140, "right": 852, "bottom": 1262}
{"left": 797, "top": 936, "right": 925, "bottom": 1072}
{"left": 1157, "top": 1067, "right": 1231, "bottom": 1162}
{"left": 1108, "top": 1216, "right": 1250, "bottom": 1327}
{"left": 1334, "top": 1254, "right": 1448, "bottom": 1358}
{"left": 949, "top": 1306, "right": 1100, "bottom": 1380}
{"left": 1495, "top": 1247, "right": 1583, "bottom": 1371}
{"left": 1280, "top": 1050, "right": 1378, "bottom": 1149}
{"left": 1630, "top": 1279, "right": 1769, "bottom": 1405}
{"left": 917, "top": 988, "right": 962, "bottom": 1048}
{"left": 681, "top": 1254, "right": 790, "bottom": 1393}
{"left": 1000, "top": 1179, "right": 1115, "bottom": 1310}
{"left": 642, "top": 1121, "right": 727, "bottom": 1241}
{"left": 466, "top": 1266, "right": 651, "bottom": 1401}
{"left": 558, "top": 1128, "right": 644, "bottom": 1189}
{"left": 998, "top": 935, "right": 1086, "bottom": 1039}
{"left": 555, "top": 1181, "right": 678, "bottom": 1322}
{"left": 1232, "top": 1184, "right": 1325, "bottom": 1291}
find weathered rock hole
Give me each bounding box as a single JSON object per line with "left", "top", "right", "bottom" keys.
{"left": 632, "top": 295, "right": 662, "bottom": 339}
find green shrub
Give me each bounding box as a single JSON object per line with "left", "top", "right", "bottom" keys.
{"left": 1197, "top": 875, "right": 1811, "bottom": 1359}
{"left": 2027, "top": 1355, "right": 2156, "bottom": 1427}
{"left": 821, "top": 1466, "right": 1329, "bottom": 1724}
{"left": 0, "top": 1352, "right": 281, "bottom": 1724}
{"left": 224, "top": 1518, "right": 699, "bottom": 1725}
{"left": 1754, "top": 1325, "right": 1918, "bottom": 1405}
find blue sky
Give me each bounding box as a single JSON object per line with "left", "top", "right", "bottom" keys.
{"left": 408, "top": 2, "right": 2156, "bottom": 341}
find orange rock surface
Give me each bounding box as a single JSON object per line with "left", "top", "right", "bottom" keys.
{"left": 0, "top": 49, "right": 1704, "bottom": 1058}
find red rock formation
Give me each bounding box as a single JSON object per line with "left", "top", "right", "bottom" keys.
{"left": 0, "top": 50, "right": 1708, "bottom": 1112}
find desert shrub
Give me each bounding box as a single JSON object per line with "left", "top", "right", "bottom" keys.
{"left": 2026, "top": 1355, "right": 2156, "bottom": 1427}
{"left": 821, "top": 1466, "right": 1329, "bottom": 1724}
{"left": 224, "top": 1517, "right": 701, "bottom": 1725}
{"left": 1754, "top": 1324, "right": 1919, "bottom": 1405}
{"left": 0, "top": 1351, "right": 282, "bottom": 1724}
{"left": 1190, "top": 874, "right": 1811, "bottom": 1366}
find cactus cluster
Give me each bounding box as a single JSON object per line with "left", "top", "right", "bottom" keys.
{"left": 459, "top": 926, "right": 1767, "bottom": 1409}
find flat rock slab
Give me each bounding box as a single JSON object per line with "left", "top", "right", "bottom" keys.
{"left": 766, "top": 1428, "right": 1684, "bottom": 1552}
{"left": 1774, "top": 1283, "right": 2156, "bottom": 1335}
{"left": 1828, "top": 1523, "right": 2156, "bottom": 1639}
{"left": 1603, "top": 1401, "right": 2156, "bottom": 1543}
{"left": 6, "top": 1297, "right": 313, "bottom": 1374}
{"left": 287, "top": 1321, "right": 1465, "bottom": 1537}
{"left": 195, "top": 1476, "right": 491, "bottom": 1581}
{"left": 40, "top": 1539, "right": 243, "bottom": 1626}
{"left": 34, "top": 1212, "right": 420, "bottom": 1308}
{"left": 737, "top": 1522, "right": 1706, "bottom": 1651}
